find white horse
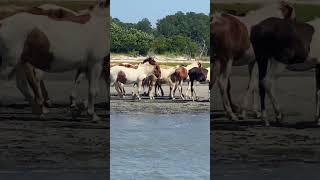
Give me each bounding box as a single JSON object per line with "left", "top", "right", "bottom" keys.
{"left": 0, "top": 0, "right": 109, "bottom": 121}
{"left": 110, "top": 60, "right": 156, "bottom": 100}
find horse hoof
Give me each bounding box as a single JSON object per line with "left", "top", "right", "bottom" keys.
{"left": 227, "top": 113, "right": 238, "bottom": 121}
{"left": 239, "top": 111, "right": 247, "bottom": 120}
{"left": 254, "top": 111, "right": 261, "bottom": 119}
{"left": 44, "top": 99, "right": 53, "bottom": 108}
{"left": 42, "top": 106, "right": 49, "bottom": 114}
{"left": 70, "top": 103, "right": 77, "bottom": 109}
{"left": 276, "top": 113, "right": 283, "bottom": 123}
{"left": 265, "top": 120, "right": 270, "bottom": 127}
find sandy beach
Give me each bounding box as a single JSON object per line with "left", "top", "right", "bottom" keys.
{"left": 0, "top": 71, "right": 109, "bottom": 177}
{"left": 110, "top": 84, "right": 210, "bottom": 114}
{"left": 211, "top": 66, "right": 320, "bottom": 179}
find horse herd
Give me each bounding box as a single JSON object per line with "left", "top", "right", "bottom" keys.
{"left": 212, "top": 1, "right": 320, "bottom": 126}
{"left": 110, "top": 57, "right": 210, "bottom": 101}
{"left": 1, "top": 0, "right": 317, "bottom": 126}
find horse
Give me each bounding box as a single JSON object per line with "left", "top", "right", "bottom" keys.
{"left": 170, "top": 61, "right": 201, "bottom": 100}
{"left": 251, "top": 3, "right": 320, "bottom": 126}
{"left": 0, "top": 0, "right": 110, "bottom": 121}
{"left": 110, "top": 58, "right": 156, "bottom": 100}
{"left": 211, "top": 1, "right": 295, "bottom": 120}
{"left": 188, "top": 67, "right": 208, "bottom": 101}
{"left": 0, "top": 4, "right": 94, "bottom": 109}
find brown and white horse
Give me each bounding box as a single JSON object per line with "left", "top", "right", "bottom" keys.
{"left": 110, "top": 57, "right": 156, "bottom": 100}
{"left": 211, "top": 1, "right": 295, "bottom": 120}
{"left": 0, "top": 0, "right": 110, "bottom": 121}
{"left": 170, "top": 61, "right": 201, "bottom": 100}
{"left": 0, "top": 4, "right": 93, "bottom": 108}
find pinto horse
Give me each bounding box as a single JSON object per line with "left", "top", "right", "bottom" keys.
{"left": 0, "top": 0, "right": 110, "bottom": 121}
{"left": 170, "top": 61, "right": 201, "bottom": 100}
{"left": 110, "top": 58, "right": 156, "bottom": 100}
{"left": 211, "top": 1, "right": 296, "bottom": 120}
{"left": 0, "top": 4, "right": 93, "bottom": 109}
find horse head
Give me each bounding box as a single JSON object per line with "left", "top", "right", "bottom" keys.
{"left": 90, "top": 0, "right": 109, "bottom": 17}
{"left": 142, "top": 57, "right": 161, "bottom": 78}
{"left": 279, "top": 0, "right": 296, "bottom": 20}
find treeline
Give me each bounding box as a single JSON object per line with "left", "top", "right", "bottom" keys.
{"left": 111, "top": 11, "right": 209, "bottom": 58}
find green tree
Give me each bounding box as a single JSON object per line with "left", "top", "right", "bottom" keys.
{"left": 111, "top": 22, "right": 154, "bottom": 55}
{"left": 135, "top": 18, "right": 152, "bottom": 33}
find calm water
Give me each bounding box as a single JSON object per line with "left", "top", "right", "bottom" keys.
{"left": 111, "top": 113, "right": 209, "bottom": 180}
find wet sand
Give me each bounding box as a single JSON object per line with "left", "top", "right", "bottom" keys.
{"left": 0, "top": 72, "right": 109, "bottom": 178}
{"left": 211, "top": 67, "right": 320, "bottom": 179}
{"left": 110, "top": 84, "right": 210, "bottom": 114}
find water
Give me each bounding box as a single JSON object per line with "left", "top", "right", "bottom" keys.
{"left": 111, "top": 113, "right": 209, "bottom": 180}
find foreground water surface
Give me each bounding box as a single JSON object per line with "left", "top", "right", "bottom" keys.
{"left": 111, "top": 113, "right": 209, "bottom": 180}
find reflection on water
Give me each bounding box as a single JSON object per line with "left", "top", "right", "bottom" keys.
{"left": 111, "top": 113, "right": 209, "bottom": 180}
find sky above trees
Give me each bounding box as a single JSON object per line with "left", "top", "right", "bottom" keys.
{"left": 111, "top": 0, "right": 209, "bottom": 27}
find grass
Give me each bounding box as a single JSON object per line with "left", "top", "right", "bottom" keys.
{"left": 0, "top": 1, "right": 95, "bottom": 11}
{"left": 211, "top": 3, "right": 320, "bottom": 22}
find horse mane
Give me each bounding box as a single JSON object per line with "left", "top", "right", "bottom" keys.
{"left": 142, "top": 57, "right": 157, "bottom": 65}
{"left": 118, "top": 63, "right": 138, "bottom": 69}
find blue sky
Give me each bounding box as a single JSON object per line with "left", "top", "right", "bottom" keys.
{"left": 111, "top": 0, "right": 209, "bottom": 27}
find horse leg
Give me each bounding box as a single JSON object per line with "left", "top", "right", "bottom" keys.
{"left": 190, "top": 80, "right": 195, "bottom": 101}
{"left": 316, "top": 65, "right": 320, "bottom": 125}
{"left": 15, "top": 62, "right": 33, "bottom": 103}
{"left": 159, "top": 83, "right": 164, "bottom": 97}
{"left": 257, "top": 57, "right": 270, "bottom": 126}
{"left": 264, "top": 60, "right": 283, "bottom": 124}
{"left": 227, "top": 78, "right": 239, "bottom": 113}
{"left": 240, "top": 62, "right": 257, "bottom": 119}
{"left": 136, "top": 80, "right": 142, "bottom": 100}
{"left": 114, "top": 81, "right": 123, "bottom": 98}
{"left": 70, "top": 70, "right": 85, "bottom": 108}
{"left": 23, "top": 62, "right": 48, "bottom": 116}
{"left": 251, "top": 65, "right": 261, "bottom": 119}
{"left": 218, "top": 59, "right": 238, "bottom": 120}
{"left": 120, "top": 83, "right": 126, "bottom": 97}
{"left": 87, "top": 62, "right": 101, "bottom": 121}
{"left": 178, "top": 80, "right": 185, "bottom": 100}
{"left": 186, "top": 81, "right": 191, "bottom": 99}
{"left": 40, "top": 80, "right": 52, "bottom": 107}
{"left": 148, "top": 75, "right": 156, "bottom": 100}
